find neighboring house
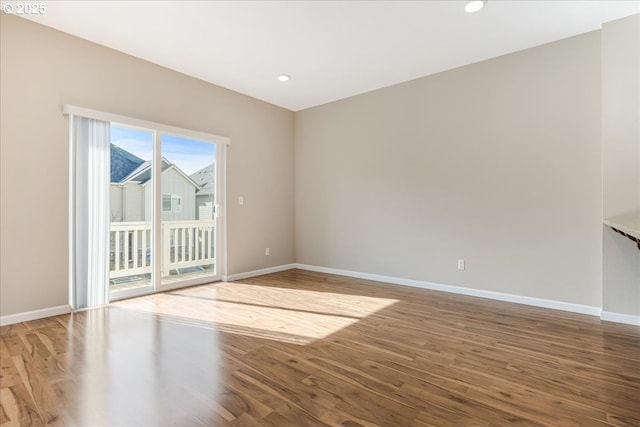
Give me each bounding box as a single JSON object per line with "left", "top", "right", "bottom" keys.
{"left": 110, "top": 144, "right": 144, "bottom": 222}
{"left": 190, "top": 163, "right": 216, "bottom": 220}
{"left": 110, "top": 144, "right": 202, "bottom": 222}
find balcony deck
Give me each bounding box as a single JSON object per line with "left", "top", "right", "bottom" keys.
{"left": 110, "top": 268, "right": 217, "bottom": 293}
{"left": 109, "top": 219, "right": 216, "bottom": 293}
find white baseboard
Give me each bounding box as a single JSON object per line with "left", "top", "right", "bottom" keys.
{"left": 4, "top": 267, "right": 635, "bottom": 328}
{"left": 294, "top": 263, "right": 603, "bottom": 317}
{"left": 601, "top": 311, "right": 640, "bottom": 326}
{"left": 222, "top": 263, "right": 297, "bottom": 282}
{"left": 0, "top": 305, "right": 71, "bottom": 327}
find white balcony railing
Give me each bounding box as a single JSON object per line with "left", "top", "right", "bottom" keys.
{"left": 162, "top": 220, "right": 216, "bottom": 276}
{"left": 110, "top": 220, "right": 215, "bottom": 280}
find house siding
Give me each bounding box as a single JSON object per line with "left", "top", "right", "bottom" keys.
{"left": 196, "top": 195, "right": 215, "bottom": 220}
{"left": 110, "top": 185, "right": 123, "bottom": 222}
{"left": 144, "top": 167, "right": 196, "bottom": 221}
{"left": 110, "top": 183, "right": 145, "bottom": 222}
{"left": 123, "top": 183, "right": 144, "bottom": 221}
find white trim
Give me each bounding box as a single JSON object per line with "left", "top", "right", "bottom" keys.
{"left": 109, "top": 284, "right": 155, "bottom": 302}
{"left": 158, "top": 274, "right": 221, "bottom": 292}
{"left": 222, "top": 264, "right": 297, "bottom": 282}
{"left": 68, "top": 114, "right": 76, "bottom": 308}
{"left": 0, "top": 305, "right": 71, "bottom": 326}
{"left": 62, "top": 104, "right": 230, "bottom": 145}
{"left": 294, "top": 264, "right": 603, "bottom": 317}
{"left": 109, "top": 274, "right": 222, "bottom": 302}
{"left": 218, "top": 144, "right": 228, "bottom": 279}
{"left": 152, "top": 130, "right": 162, "bottom": 291}
{"left": 6, "top": 269, "right": 637, "bottom": 327}
{"left": 601, "top": 311, "right": 640, "bottom": 326}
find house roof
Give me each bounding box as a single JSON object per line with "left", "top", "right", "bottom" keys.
{"left": 190, "top": 163, "right": 216, "bottom": 196}
{"left": 120, "top": 159, "right": 165, "bottom": 184}
{"left": 122, "top": 158, "right": 201, "bottom": 190}
{"left": 111, "top": 145, "right": 201, "bottom": 190}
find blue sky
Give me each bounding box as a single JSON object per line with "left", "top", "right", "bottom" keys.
{"left": 111, "top": 125, "right": 215, "bottom": 175}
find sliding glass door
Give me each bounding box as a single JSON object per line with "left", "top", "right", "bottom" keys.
{"left": 159, "top": 134, "right": 218, "bottom": 287}
{"left": 107, "top": 126, "right": 222, "bottom": 300}
{"left": 109, "top": 125, "right": 154, "bottom": 296}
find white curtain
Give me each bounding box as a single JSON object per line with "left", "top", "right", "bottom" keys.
{"left": 72, "top": 116, "right": 110, "bottom": 310}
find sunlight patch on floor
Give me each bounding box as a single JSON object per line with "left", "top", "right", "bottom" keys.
{"left": 112, "top": 282, "right": 398, "bottom": 344}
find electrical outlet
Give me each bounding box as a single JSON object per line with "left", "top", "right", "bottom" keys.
{"left": 238, "top": 196, "right": 244, "bottom": 205}
{"left": 457, "top": 259, "right": 465, "bottom": 270}
{"left": 265, "top": 247, "right": 270, "bottom": 256}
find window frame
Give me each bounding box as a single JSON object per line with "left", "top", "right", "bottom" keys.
{"left": 162, "top": 193, "right": 182, "bottom": 213}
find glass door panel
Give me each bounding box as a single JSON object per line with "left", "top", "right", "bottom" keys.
{"left": 160, "top": 134, "right": 217, "bottom": 285}
{"left": 109, "top": 125, "right": 154, "bottom": 297}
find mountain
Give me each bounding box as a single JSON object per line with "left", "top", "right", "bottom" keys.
{"left": 110, "top": 144, "right": 144, "bottom": 183}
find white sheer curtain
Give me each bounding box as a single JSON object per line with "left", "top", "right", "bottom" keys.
{"left": 72, "top": 116, "right": 110, "bottom": 310}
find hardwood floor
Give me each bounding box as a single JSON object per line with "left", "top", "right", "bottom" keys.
{"left": 1, "top": 269, "right": 639, "bottom": 426}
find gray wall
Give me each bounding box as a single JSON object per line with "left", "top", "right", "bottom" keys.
{"left": 602, "top": 15, "right": 640, "bottom": 317}
{"left": 295, "top": 31, "right": 603, "bottom": 307}
{"left": 0, "top": 15, "right": 295, "bottom": 316}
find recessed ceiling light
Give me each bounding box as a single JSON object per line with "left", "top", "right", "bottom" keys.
{"left": 277, "top": 74, "right": 290, "bottom": 82}
{"left": 465, "top": 0, "right": 486, "bottom": 13}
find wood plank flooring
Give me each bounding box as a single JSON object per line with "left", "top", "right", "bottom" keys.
{"left": 1, "top": 269, "right": 639, "bottom": 426}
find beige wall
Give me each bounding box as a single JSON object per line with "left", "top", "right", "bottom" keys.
{"left": 0, "top": 15, "right": 295, "bottom": 316}
{"left": 295, "top": 31, "right": 603, "bottom": 307}
{"left": 602, "top": 15, "right": 640, "bottom": 316}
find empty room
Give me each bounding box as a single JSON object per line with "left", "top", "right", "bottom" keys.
{"left": 1, "top": 1, "right": 639, "bottom": 426}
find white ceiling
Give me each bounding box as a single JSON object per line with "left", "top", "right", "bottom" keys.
{"left": 19, "top": 1, "right": 640, "bottom": 111}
